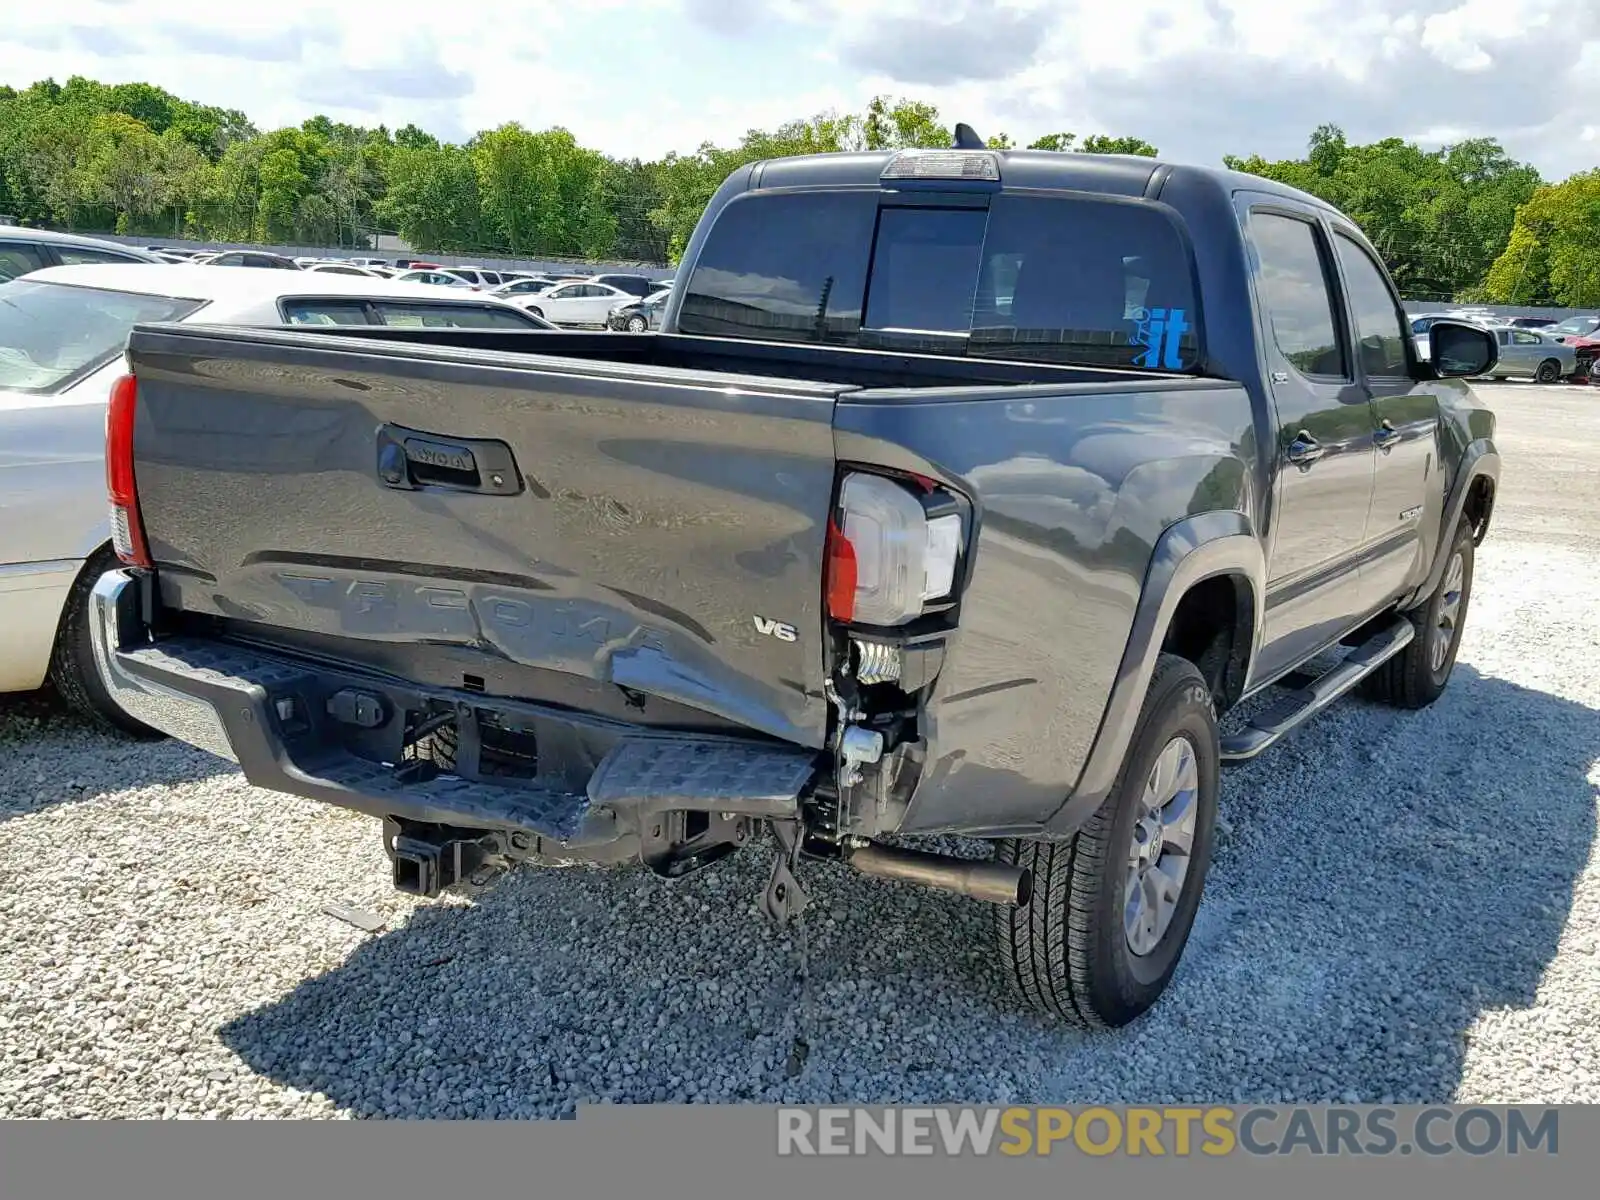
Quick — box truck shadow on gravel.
[218,664,1598,1115]
[0,690,236,824]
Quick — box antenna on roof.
[951,123,986,150]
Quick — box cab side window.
[1333,234,1411,377]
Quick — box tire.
[529,307,544,319]
[626,315,648,333]
[995,653,1219,1027]
[1535,359,1561,384]
[48,551,164,739]
[421,723,457,771]
[1363,518,1474,709]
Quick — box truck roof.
[738,148,1342,217]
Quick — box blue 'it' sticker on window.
[1128,306,1190,369]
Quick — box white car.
[0,264,553,731]
[306,262,389,278]
[512,280,635,326]
[395,268,478,290]
[444,267,507,288]
[492,276,566,298]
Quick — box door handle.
[1374,421,1401,451]
[1286,431,1325,465]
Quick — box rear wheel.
[1363,519,1474,709]
[1535,358,1562,384]
[995,654,1219,1027]
[49,550,163,738]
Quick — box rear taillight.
[825,472,965,627]
[106,372,151,568]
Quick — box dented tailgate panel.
[125,326,845,748]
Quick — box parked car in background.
[606,286,671,332]
[1481,327,1578,382]
[589,272,661,297]
[491,276,565,297]
[1542,314,1600,342]
[1507,316,1558,329]
[443,267,507,288]
[306,262,389,278]
[204,251,301,270]
[0,226,161,280]
[395,268,478,290]
[509,279,633,325]
[0,263,554,731]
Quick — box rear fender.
[1044,510,1264,835]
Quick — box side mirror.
[1427,321,1499,378]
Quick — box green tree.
[78,111,164,232]
[1226,125,1542,300]
[374,142,485,252]
[1483,171,1600,305]
[1079,134,1158,156]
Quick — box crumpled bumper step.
[90,570,820,843]
[586,737,817,816]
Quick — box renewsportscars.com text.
[777,1106,1559,1158]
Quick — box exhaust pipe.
[847,842,1032,907]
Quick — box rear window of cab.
[676,190,1200,371]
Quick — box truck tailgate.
[125,325,846,748]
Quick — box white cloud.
[0,0,1594,177]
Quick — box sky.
[2,0,1596,179]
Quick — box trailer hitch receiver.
[390,830,495,897]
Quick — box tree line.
[0,76,1594,304]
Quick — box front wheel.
[995,653,1219,1027]
[1363,518,1474,709]
[1535,359,1562,384]
[626,315,648,333]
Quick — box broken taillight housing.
[825,471,966,626]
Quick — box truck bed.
[124,321,1244,804]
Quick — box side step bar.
[1221,619,1414,763]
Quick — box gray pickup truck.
[90,133,1501,1027]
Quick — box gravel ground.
[2,382,1597,1118]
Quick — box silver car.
[1482,326,1578,383]
[0,264,553,731]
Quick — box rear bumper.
[88,570,821,859]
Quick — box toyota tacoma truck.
[88,130,1501,1027]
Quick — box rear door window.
[0,241,50,281]
[0,279,202,393]
[54,246,148,266]
[1248,212,1347,379]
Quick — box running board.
[1221,619,1414,763]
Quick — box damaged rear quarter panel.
[834,378,1258,833]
